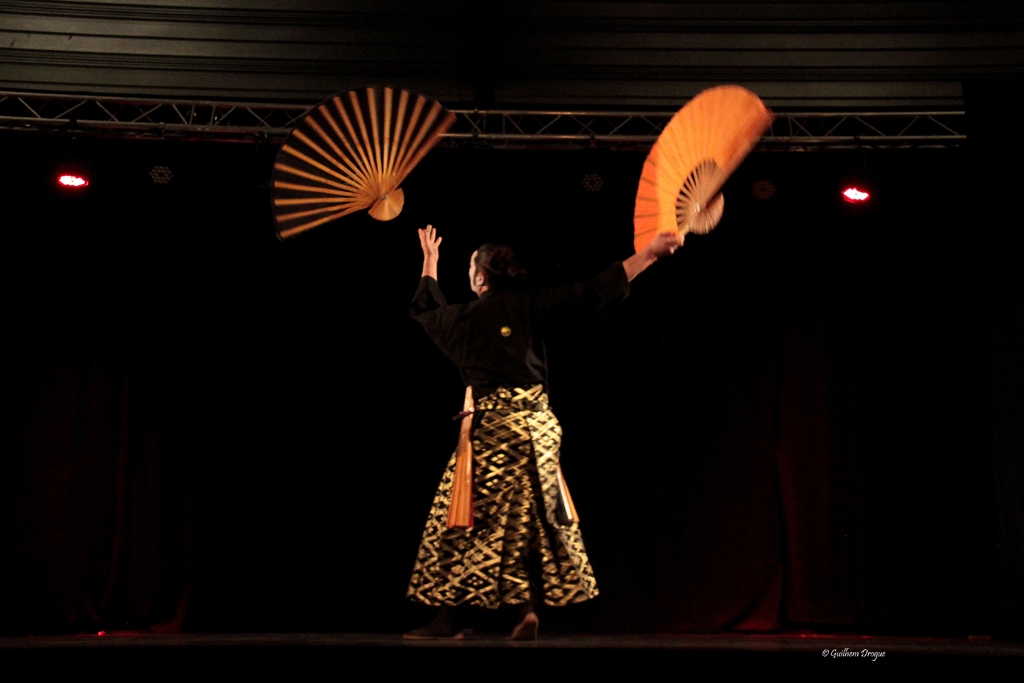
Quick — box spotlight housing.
[842,186,870,203]
[751,179,776,201]
[58,174,89,188]
[150,165,173,185]
[581,173,603,193]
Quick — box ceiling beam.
[0,91,966,150]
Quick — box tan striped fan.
[272,87,456,239]
[634,86,773,252]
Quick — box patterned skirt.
[406,385,599,608]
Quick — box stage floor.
[2,632,1022,670]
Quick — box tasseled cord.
[447,387,475,528]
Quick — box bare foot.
[510,612,539,641]
[403,627,468,640]
[403,607,467,640]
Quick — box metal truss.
[447,109,966,150]
[0,91,966,150]
[0,91,308,139]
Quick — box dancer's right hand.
[419,225,441,279]
[418,224,442,262]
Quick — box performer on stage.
[405,225,681,639]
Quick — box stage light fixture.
[581,173,603,193]
[149,165,173,185]
[751,179,776,201]
[58,174,89,188]
[842,186,870,203]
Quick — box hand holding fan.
[633,86,773,252]
[272,87,456,239]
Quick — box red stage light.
[58,174,89,188]
[842,186,870,203]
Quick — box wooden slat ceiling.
[1,0,1022,109]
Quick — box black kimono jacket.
[410,263,630,398]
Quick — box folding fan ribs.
[634,86,773,252]
[272,87,456,239]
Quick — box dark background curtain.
[964,77,1024,640]
[0,126,1013,636]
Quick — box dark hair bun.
[474,244,527,291]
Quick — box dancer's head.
[469,244,526,296]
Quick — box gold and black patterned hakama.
[407,385,599,608]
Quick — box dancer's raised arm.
[418,224,441,280]
[622,231,683,281]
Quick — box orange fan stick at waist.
[634,86,773,252]
[271,86,456,239]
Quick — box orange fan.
[271,86,456,239]
[633,86,773,252]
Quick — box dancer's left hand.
[646,231,684,259]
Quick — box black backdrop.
[0,125,1014,636]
